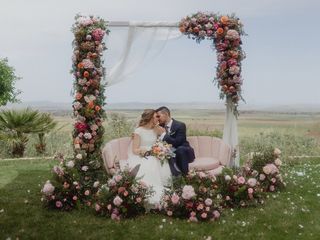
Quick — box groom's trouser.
[175,146,195,175]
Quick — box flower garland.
[179,12,246,115]
[71,15,109,193]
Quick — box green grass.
[1,158,320,239]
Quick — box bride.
[126,109,172,208]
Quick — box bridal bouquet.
[144,140,176,166]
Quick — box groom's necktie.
[165,125,170,133]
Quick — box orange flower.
[217,28,224,35]
[75,93,82,100]
[95,105,101,111]
[179,26,186,33]
[83,71,90,78]
[88,101,95,109]
[220,16,229,25]
[77,63,84,69]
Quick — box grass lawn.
[1,158,320,240]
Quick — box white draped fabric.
[105,21,182,87]
[223,97,240,168]
[104,21,239,168]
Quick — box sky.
[1,0,320,106]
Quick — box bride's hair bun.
[139,109,156,127]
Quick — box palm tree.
[0,108,57,157]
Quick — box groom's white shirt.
[159,119,173,140]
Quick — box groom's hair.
[156,106,171,116]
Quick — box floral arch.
[42,12,247,211]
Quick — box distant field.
[0,109,319,160]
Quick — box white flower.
[76,154,82,160]
[73,101,82,110]
[224,175,231,181]
[83,133,92,140]
[275,158,282,166]
[81,165,89,171]
[84,95,96,103]
[274,148,281,156]
[66,160,75,168]
[42,180,55,196]
[229,65,240,75]
[182,185,196,200]
[93,181,100,188]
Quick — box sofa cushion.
[189,157,221,171]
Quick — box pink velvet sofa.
[102,136,232,176]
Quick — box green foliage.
[0,58,21,106]
[0,108,57,157]
[104,113,135,142]
[187,128,223,138]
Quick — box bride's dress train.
[124,127,171,207]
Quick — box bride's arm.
[132,133,146,155]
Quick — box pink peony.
[263,164,279,175]
[113,196,123,206]
[171,193,180,205]
[237,176,246,185]
[205,198,213,206]
[42,180,55,196]
[55,201,63,208]
[182,185,196,200]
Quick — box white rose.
[66,161,75,168]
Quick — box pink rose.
[201,212,207,219]
[55,201,63,208]
[271,178,277,183]
[225,29,240,40]
[84,190,90,196]
[72,196,78,201]
[171,193,180,205]
[226,196,231,201]
[248,188,254,194]
[167,210,173,216]
[237,176,245,185]
[269,185,275,192]
[213,210,220,219]
[197,203,204,211]
[229,65,240,75]
[189,216,198,222]
[136,197,142,203]
[95,203,101,212]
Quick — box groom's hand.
[154,125,165,135]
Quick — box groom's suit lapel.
[169,119,178,136]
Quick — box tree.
[0,108,57,157]
[0,58,21,106]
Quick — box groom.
[154,106,195,176]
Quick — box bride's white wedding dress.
[126,127,172,207]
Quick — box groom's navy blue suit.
[162,119,195,176]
